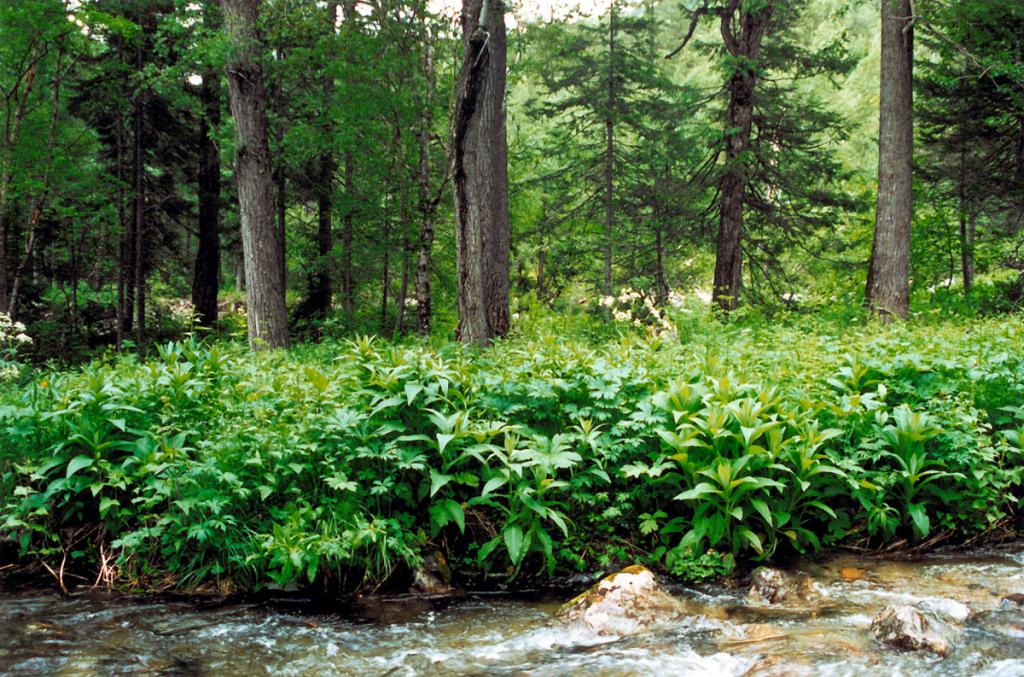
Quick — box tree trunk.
[273,65,287,298]
[116,100,129,346]
[133,34,147,356]
[957,80,974,296]
[8,46,65,320]
[192,65,222,327]
[341,153,355,315]
[866,0,913,321]
[712,2,773,311]
[414,32,436,336]
[961,207,976,293]
[0,54,40,315]
[602,1,617,298]
[393,236,411,336]
[235,249,245,291]
[453,0,511,345]
[655,221,667,306]
[339,0,356,317]
[222,0,289,349]
[308,2,338,318]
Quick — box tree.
[452,0,510,344]
[711,0,773,311]
[414,4,442,336]
[192,2,223,329]
[222,0,288,349]
[525,1,702,301]
[866,0,913,320]
[671,0,856,309]
[916,0,1024,296]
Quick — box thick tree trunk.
[712,2,773,311]
[866,0,913,320]
[414,34,436,336]
[453,0,510,345]
[222,0,289,349]
[192,66,222,327]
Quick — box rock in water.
[410,548,452,594]
[746,567,817,605]
[556,565,685,636]
[870,605,950,657]
[1001,594,1024,608]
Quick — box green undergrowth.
[0,313,1022,592]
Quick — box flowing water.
[1,544,1023,676]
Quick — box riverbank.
[1,314,1021,594]
[2,543,1023,675]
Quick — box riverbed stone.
[1001,594,1024,608]
[556,565,685,636]
[870,605,950,657]
[746,567,817,605]
[410,548,452,594]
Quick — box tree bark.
[192,65,222,327]
[414,27,436,336]
[655,221,667,306]
[602,1,617,298]
[453,0,510,345]
[712,1,773,311]
[133,32,147,356]
[957,73,974,296]
[222,0,289,349]
[866,0,913,320]
[116,82,129,346]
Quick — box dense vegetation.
[1,305,1022,590]
[0,0,1022,592]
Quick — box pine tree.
[222,0,289,349]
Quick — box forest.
[0,0,1022,611]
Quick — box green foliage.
[1,311,1021,591]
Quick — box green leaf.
[907,503,930,539]
[504,524,526,565]
[674,482,719,501]
[430,499,465,535]
[750,498,772,526]
[808,500,837,519]
[437,433,456,455]
[739,528,764,554]
[66,455,94,478]
[429,470,452,497]
[482,476,507,496]
[405,382,423,405]
[99,497,119,516]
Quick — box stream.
[1,544,1023,676]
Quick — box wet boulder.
[746,567,818,605]
[870,605,950,657]
[410,548,452,594]
[556,565,685,636]
[1001,594,1024,608]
